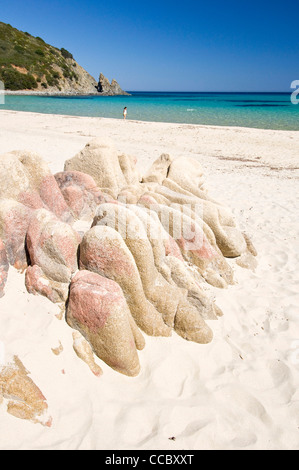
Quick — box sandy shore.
[0,110,299,450]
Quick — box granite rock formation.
[0,139,258,423]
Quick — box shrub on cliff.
[60,48,73,60]
[0,68,38,90]
[35,48,45,56]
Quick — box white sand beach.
[0,110,299,450]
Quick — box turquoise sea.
[1,92,298,130]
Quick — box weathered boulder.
[93,203,213,344]
[174,299,213,344]
[118,183,149,205]
[165,255,222,320]
[167,156,206,196]
[129,205,215,313]
[164,235,185,261]
[128,204,173,282]
[142,154,173,184]
[25,265,69,303]
[0,199,33,271]
[0,356,51,426]
[0,239,9,297]
[143,201,232,288]
[93,203,183,328]
[64,139,127,198]
[137,191,170,208]
[26,209,80,284]
[0,150,72,222]
[118,154,140,186]
[162,177,211,203]
[0,152,30,200]
[132,204,219,297]
[129,203,184,263]
[67,271,144,376]
[80,225,171,337]
[16,150,72,222]
[155,184,247,258]
[54,170,114,220]
[37,174,73,223]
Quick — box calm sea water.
[1,92,298,130]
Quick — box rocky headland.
[0,22,129,96]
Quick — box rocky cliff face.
[42,59,99,94]
[97,73,130,96]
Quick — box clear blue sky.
[1,0,297,91]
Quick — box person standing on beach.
[123,107,127,120]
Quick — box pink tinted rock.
[138,194,158,207]
[39,174,73,223]
[0,239,9,297]
[25,265,69,303]
[18,190,46,211]
[67,270,143,376]
[0,150,72,223]
[80,226,170,337]
[13,150,73,222]
[177,229,217,261]
[26,209,80,283]
[54,171,114,220]
[164,236,184,261]
[63,138,127,198]
[0,199,33,271]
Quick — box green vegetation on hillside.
[0,22,79,90]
